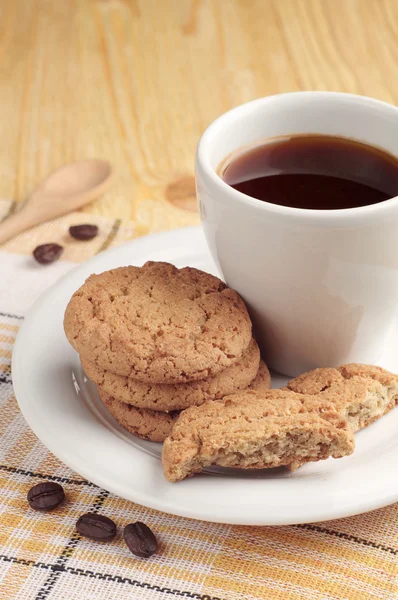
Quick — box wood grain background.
[1,0,398,234]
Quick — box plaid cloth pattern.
[0,199,397,600]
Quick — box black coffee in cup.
[221,134,398,210]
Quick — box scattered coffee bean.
[27,481,65,511]
[69,224,99,241]
[124,522,158,558]
[33,243,64,265]
[76,513,117,541]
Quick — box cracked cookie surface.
[64,262,252,383]
[286,363,398,432]
[98,360,271,442]
[82,338,264,411]
[98,388,179,442]
[162,389,354,482]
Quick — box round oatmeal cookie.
[82,338,261,411]
[99,388,179,442]
[249,360,272,392]
[64,262,252,383]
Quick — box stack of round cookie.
[64,262,271,442]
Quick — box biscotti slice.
[82,338,262,412]
[287,363,398,432]
[64,262,252,383]
[162,389,354,482]
[98,388,179,442]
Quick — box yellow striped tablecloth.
[0,199,397,600]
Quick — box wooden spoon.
[0,159,113,245]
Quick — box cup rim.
[196,91,398,224]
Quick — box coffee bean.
[76,513,117,541]
[124,522,158,558]
[27,482,65,511]
[69,224,99,241]
[33,243,64,264]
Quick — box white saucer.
[12,227,398,525]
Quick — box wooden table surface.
[2,0,398,235]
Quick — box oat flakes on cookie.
[162,389,354,482]
[98,388,179,443]
[64,262,252,383]
[82,338,263,412]
[286,363,398,432]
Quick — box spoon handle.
[0,208,38,245]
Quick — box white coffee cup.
[195,92,398,377]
